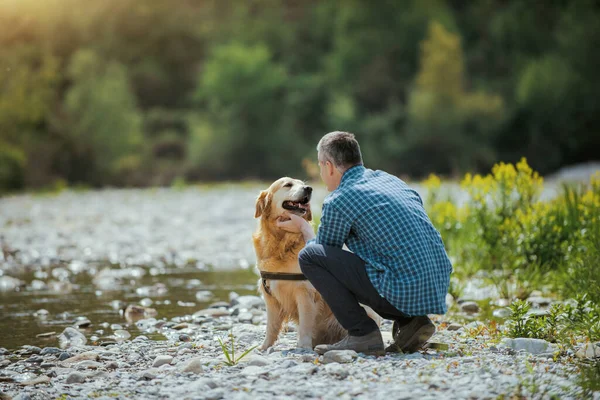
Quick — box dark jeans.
[299,243,411,336]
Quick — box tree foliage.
[0,0,598,190]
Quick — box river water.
[0,184,334,349]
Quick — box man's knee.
[299,243,323,273]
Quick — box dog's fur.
[253,178,346,350]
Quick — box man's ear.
[326,160,335,177]
[254,190,271,218]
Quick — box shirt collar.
[339,164,365,188]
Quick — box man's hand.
[276,213,316,242]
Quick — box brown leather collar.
[259,271,307,296]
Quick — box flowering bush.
[425,160,599,300]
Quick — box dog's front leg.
[260,294,283,351]
[296,292,318,350]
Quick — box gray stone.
[73,318,92,328]
[576,343,600,359]
[322,350,357,364]
[58,352,72,361]
[460,301,480,313]
[526,296,553,306]
[500,338,557,355]
[58,327,87,348]
[238,312,253,323]
[179,334,192,342]
[152,355,173,367]
[193,308,229,317]
[62,351,99,364]
[231,295,264,309]
[493,308,512,318]
[65,372,86,384]
[21,345,41,355]
[246,355,270,367]
[0,275,24,292]
[324,363,349,378]
[209,301,230,309]
[141,368,158,380]
[241,365,266,377]
[74,360,103,369]
[20,375,51,386]
[446,323,463,331]
[180,357,204,374]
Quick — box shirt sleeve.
[313,202,351,248]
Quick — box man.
[277,131,453,355]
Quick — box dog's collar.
[259,271,307,296]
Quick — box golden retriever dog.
[253,178,381,350]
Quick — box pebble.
[62,352,99,364]
[322,350,357,364]
[73,318,92,328]
[65,372,87,384]
[20,375,51,386]
[446,323,463,331]
[74,360,103,369]
[231,295,264,309]
[500,338,557,355]
[105,361,119,369]
[576,343,600,359]
[141,369,158,380]
[152,355,173,367]
[179,334,192,342]
[492,308,511,318]
[526,296,553,306]
[58,352,73,361]
[246,355,270,367]
[21,345,42,355]
[58,327,87,348]
[237,312,253,323]
[460,301,480,313]
[193,308,229,317]
[180,357,204,374]
[36,332,56,338]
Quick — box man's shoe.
[314,330,385,356]
[385,316,435,353]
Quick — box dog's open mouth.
[282,196,311,215]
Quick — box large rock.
[576,343,600,359]
[58,327,87,348]
[500,338,557,355]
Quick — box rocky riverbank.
[1,293,597,400]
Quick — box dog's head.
[254,177,312,221]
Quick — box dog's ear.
[305,207,312,222]
[255,190,271,218]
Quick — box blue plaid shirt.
[308,165,452,316]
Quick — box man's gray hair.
[317,131,363,171]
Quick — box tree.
[64,49,142,184]
[404,21,504,176]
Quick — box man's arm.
[310,203,351,248]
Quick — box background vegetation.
[1,0,599,191]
